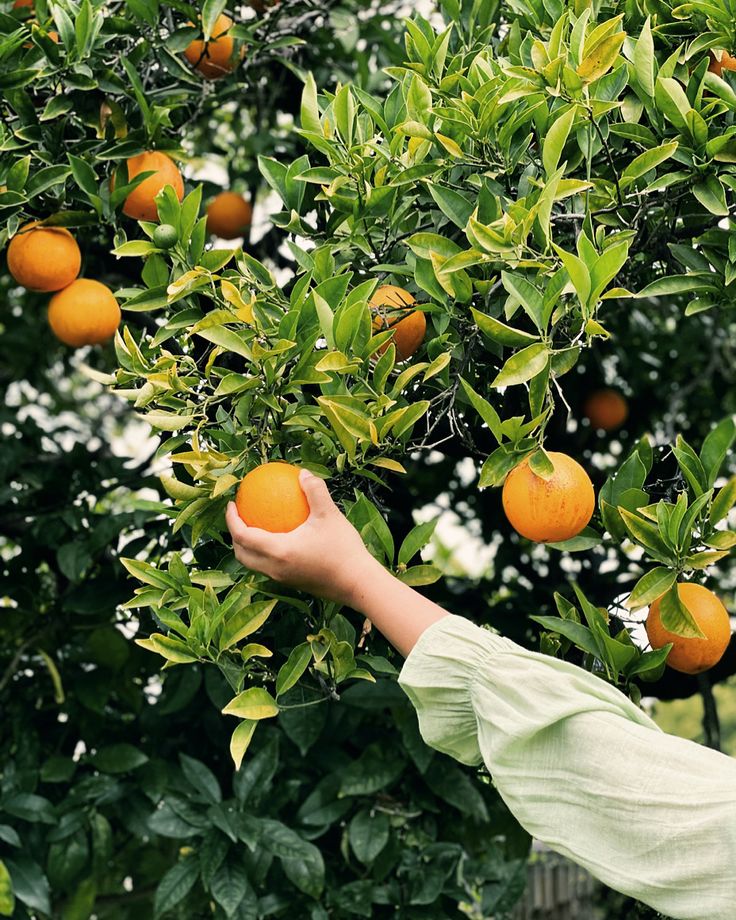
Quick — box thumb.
[299,469,335,516]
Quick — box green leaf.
[501,271,547,331]
[479,448,523,488]
[300,72,321,133]
[543,106,576,176]
[427,184,474,229]
[222,688,279,720]
[528,448,554,480]
[398,518,438,566]
[700,418,735,488]
[491,343,549,388]
[348,810,390,865]
[619,508,675,562]
[211,860,253,917]
[710,477,736,524]
[202,0,228,39]
[180,754,221,804]
[633,17,655,96]
[89,744,148,773]
[636,274,716,298]
[281,845,325,898]
[121,57,151,120]
[546,527,602,552]
[220,600,277,651]
[684,550,731,570]
[333,84,356,146]
[658,584,706,639]
[625,567,677,610]
[3,857,50,915]
[553,242,591,306]
[339,744,405,796]
[275,643,313,698]
[459,378,503,442]
[471,308,540,347]
[693,176,728,216]
[620,142,678,189]
[154,859,198,918]
[673,436,707,495]
[396,564,442,586]
[529,616,600,656]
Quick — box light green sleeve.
[398,614,736,920]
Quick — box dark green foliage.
[3,0,736,915]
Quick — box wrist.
[339,552,391,611]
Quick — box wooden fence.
[510,854,602,920]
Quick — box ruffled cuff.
[397,614,504,766]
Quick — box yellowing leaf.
[136,633,199,664]
[576,32,626,83]
[230,720,257,769]
[435,133,463,158]
[222,687,279,720]
[221,279,254,324]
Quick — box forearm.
[344,555,448,657]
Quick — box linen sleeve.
[398,614,736,920]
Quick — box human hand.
[225,469,379,606]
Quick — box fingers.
[299,469,336,517]
[225,502,280,555]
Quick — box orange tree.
[1,1,534,918]
[3,0,736,917]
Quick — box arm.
[225,469,448,656]
[226,470,736,920]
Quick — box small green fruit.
[153,224,178,249]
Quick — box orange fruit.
[583,388,628,431]
[708,50,736,77]
[235,462,310,533]
[13,0,33,8]
[646,583,731,675]
[48,279,121,347]
[117,152,184,222]
[7,222,81,292]
[502,452,595,543]
[117,152,184,221]
[370,285,426,361]
[206,192,252,239]
[184,14,244,80]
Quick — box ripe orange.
[206,192,252,239]
[502,452,595,543]
[7,222,81,292]
[235,462,310,533]
[13,0,33,8]
[708,50,736,77]
[583,388,628,431]
[646,583,731,675]
[117,152,184,222]
[370,285,427,361]
[48,279,121,347]
[184,14,244,80]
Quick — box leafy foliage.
[2,0,736,916]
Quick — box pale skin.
[224,469,448,657]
